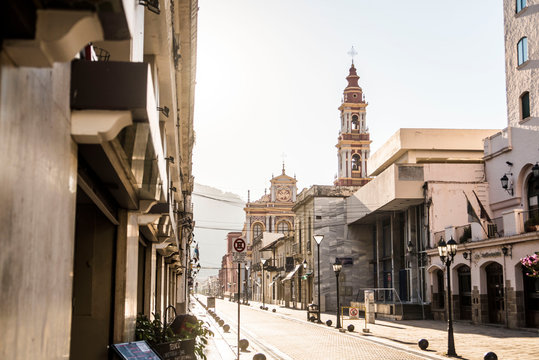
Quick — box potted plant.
[459,226,471,243]
[136,312,213,360]
[520,253,539,278]
[524,216,539,232]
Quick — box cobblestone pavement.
[194,296,445,360]
[194,296,539,360]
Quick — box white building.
[479,0,539,328]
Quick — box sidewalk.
[240,299,538,360]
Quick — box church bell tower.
[334,54,372,187]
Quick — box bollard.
[253,354,266,360]
[218,319,224,327]
[326,320,332,326]
[347,324,355,332]
[223,324,230,332]
[418,339,429,350]
[239,339,249,351]
[272,308,276,312]
[484,352,498,360]
[309,316,316,322]
[260,305,264,309]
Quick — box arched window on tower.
[351,115,359,130]
[352,154,361,171]
[518,37,528,66]
[521,91,530,119]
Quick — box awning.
[282,264,302,281]
[260,232,285,251]
[269,275,281,286]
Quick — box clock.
[276,188,291,202]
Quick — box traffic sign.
[233,238,246,253]
[233,252,246,263]
[350,307,359,319]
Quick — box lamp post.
[244,264,250,304]
[261,259,267,309]
[332,259,343,329]
[313,234,324,323]
[438,237,458,357]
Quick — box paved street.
[193,296,538,360]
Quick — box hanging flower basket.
[520,253,539,278]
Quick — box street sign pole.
[232,237,246,360]
[237,262,241,360]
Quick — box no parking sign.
[350,307,359,319]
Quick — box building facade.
[476,0,539,328]
[244,167,297,305]
[0,1,198,359]
[347,129,498,319]
[293,185,357,312]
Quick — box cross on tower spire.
[347,46,358,65]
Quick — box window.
[253,223,263,240]
[277,221,289,234]
[351,154,361,171]
[521,91,530,119]
[351,115,359,129]
[516,0,527,13]
[518,37,528,66]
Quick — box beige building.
[478,0,539,328]
[0,1,198,359]
[347,128,498,319]
[244,167,297,305]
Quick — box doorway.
[70,189,117,360]
[523,267,539,327]
[458,265,472,320]
[486,262,504,324]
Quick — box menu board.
[112,341,162,360]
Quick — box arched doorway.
[522,267,539,327]
[486,262,504,324]
[458,265,472,320]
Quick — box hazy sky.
[192,0,506,202]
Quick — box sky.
[191,1,507,278]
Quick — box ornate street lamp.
[313,234,324,323]
[332,259,343,329]
[438,237,458,357]
[261,258,267,309]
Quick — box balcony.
[3,1,133,67]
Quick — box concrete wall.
[0,57,77,359]
[314,196,362,313]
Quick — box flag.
[472,190,492,222]
[464,192,480,223]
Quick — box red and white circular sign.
[233,238,246,253]
[349,307,359,318]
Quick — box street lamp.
[438,237,458,357]
[332,259,343,329]
[313,234,324,323]
[244,264,250,304]
[261,258,267,309]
